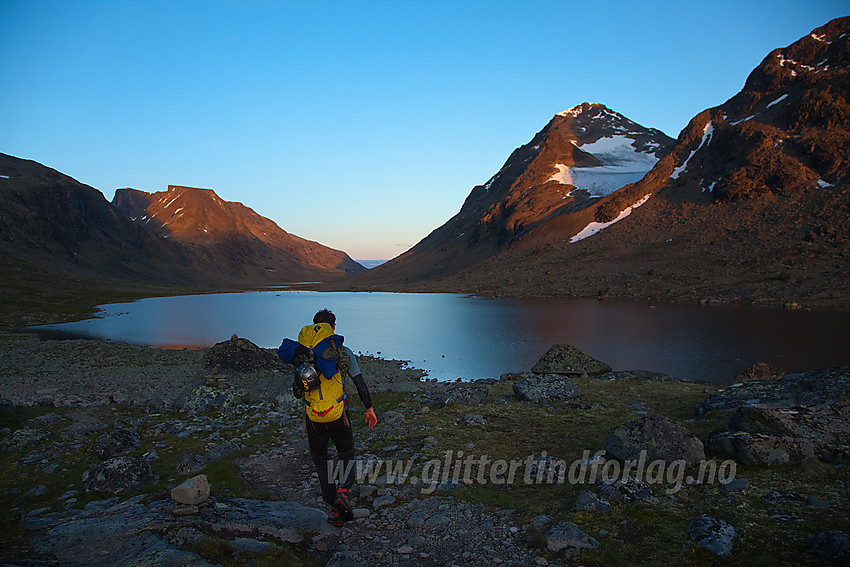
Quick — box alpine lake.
[30,290,850,385]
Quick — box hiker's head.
[313,308,336,328]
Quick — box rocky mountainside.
[113,185,364,280]
[344,16,850,308]
[0,153,201,285]
[358,103,673,283]
[0,153,363,292]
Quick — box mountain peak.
[557,102,608,117]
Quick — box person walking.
[277,308,378,526]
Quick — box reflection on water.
[31,291,850,384]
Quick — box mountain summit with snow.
[353,102,673,282]
[347,16,850,307]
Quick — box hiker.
[277,308,378,527]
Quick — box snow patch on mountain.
[548,135,662,197]
[569,193,652,243]
[671,121,714,180]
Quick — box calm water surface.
[33,291,850,384]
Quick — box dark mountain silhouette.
[113,185,364,280]
[343,16,850,307]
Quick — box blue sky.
[2,1,847,261]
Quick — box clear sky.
[2,1,847,261]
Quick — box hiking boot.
[333,487,353,522]
[327,505,344,528]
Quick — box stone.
[397,545,413,554]
[705,430,815,465]
[720,478,750,494]
[461,413,488,426]
[204,335,284,372]
[0,427,51,451]
[595,370,673,381]
[574,490,612,512]
[172,505,200,517]
[688,515,737,557]
[171,474,210,506]
[177,453,206,475]
[531,514,553,526]
[532,344,611,376]
[545,521,600,552]
[372,495,395,509]
[734,362,785,382]
[596,475,658,505]
[92,429,142,458]
[513,374,581,403]
[435,386,488,408]
[184,385,249,412]
[605,415,705,466]
[82,456,151,494]
[807,530,850,562]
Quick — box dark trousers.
[305,412,355,505]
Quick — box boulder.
[734,362,785,382]
[574,490,612,512]
[545,521,600,553]
[595,370,672,381]
[688,515,737,557]
[807,530,850,562]
[705,430,815,465]
[82,456,151,494]
[434,386,488,408]
[605,415,705,466]
[184,385,249,412]
[92,429,142,458]
[595,475,658,505]
[171,474,210,506]
[532,345,611,376]
[204,334,284,372]
[513,374,581,403]
[728,404,850,461]
[697,366,850,415]
[0,427,51,451]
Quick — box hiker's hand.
[365,407,377,428]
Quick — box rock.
[806,495,831,509]
[596,475,658,505]
[705,430,815,465]
[727,404,850,461]
[172,505,200,516]
[734,362,785,382]
[697,366,850,415]
[184,385,249,412]
[513,374,581,403]
[532,514,554,526]
[205,440,242,463]
[204,335,284,372]
[807,530,850,562]
[605,415,705,466]
[532,344,611,376]
[373,495,396,509]
[92,429,142,458]
[171,474,210,506]
[462,413,488,426]
[379,410,407,425]
[545,521,600,553]
[397,544,414,554]
[82,456,151,494]
[434,386,488,408]
[720,478,750,494]
[595,370,673,381]
[0,427,51,451]
[688,515,737,557]
[177,453,206,475]
[574,490,612,512]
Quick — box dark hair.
[313,308,336,327]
